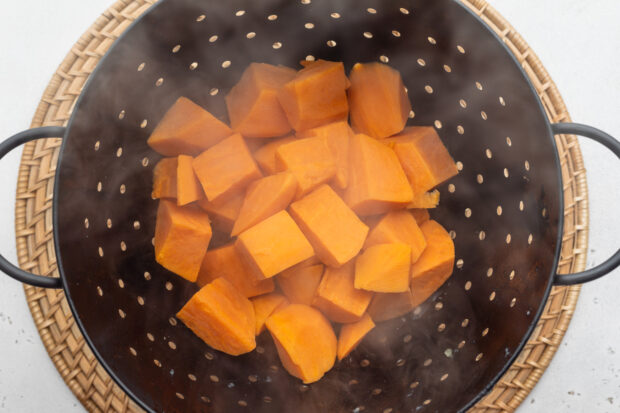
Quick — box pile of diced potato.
[148,60,457,383]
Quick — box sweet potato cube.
[410,208,430,224]
[348,63,411,139]
[231,171,298,236]
[152,158,178,199]
[411,220,455,306]
[193,134,262,202]
[337,313,375,360]
[226,63,296,138]
[290,185,368,267]
[197,191,244,233]
[148,97,232,156]
[235,210,314,279]
[297,121,353,189]
[277,60,349,131]
[177,277,255,356]
[266,304,337,383]
[277,264,324,305]
[196,244,275,298]
[275,137,336,198]
[344,134,413,215]
[367,291,415,322]
[176,155,204,205]
[355,243,411,293]
[364,210,427,263]
[253,136,296,174]
[384,127,458,196]
[407,190,440,209]
[252,293,289,335]
[154,200,212,282]
[312,261,372,323]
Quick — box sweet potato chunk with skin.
[290,185,368,267]
[266,304,337,383]
[297,121,353,189]
[197,192,243,233]
[177,277,255,356]
[410,208,430,224]
[154,200,212,282]
[278,60,349,131]
[367,291,415,322]
[148,97,232,156]
[193,134,262,202]
[337,313,375,360]
[226,63,296,138]
[253,136,296,175]
[411,220,455,306]
[275,137,337,199]
[312,261,372,323]
[176,155,204,205]
[364,210,427,263]
[235,210,314,279]
[385,127,458,196]
[344,134,413,215]
[348,63,411,139]
[355,243,411,293]
[152,158,177,199]
[196,244,274,297]
[252,293,289,335]
[407,190,440,209]
[277,264,324,305]
[231,171,298,236]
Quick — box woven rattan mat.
[14,0,586,411]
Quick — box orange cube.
[275,137,337,198]
[253,135,296,175]
[235,210,314,279]
[348,63,411,139]
[277,264,324,305]
[337,313,375,360]
[407,190,440,209]
[197,191,244,234]
[355,243,411,293]
[364,210,427,263]
[384,127,458,196]
[290,185,368,267]
[176,155,204,205]
[148,97,232,156]
[411,220,455,306]
[226,63,296,138]
[297,121,353,189]
[410,208,430,224]
[367,291,415,322]
[196,244,275,298]
[277,60,349,131]
[231,171,298,236]
[312,261,372,323]
[344,134,413,215]
[252,293,289,335]
[177,277,255,356]
[154,200,212,282]
[152,158,178,199]
[193,134,262,202]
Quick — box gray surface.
[0,0,618,412]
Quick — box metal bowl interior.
[54,0,561,411]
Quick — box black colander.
[1,0,619,412]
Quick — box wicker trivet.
[14,0,586,411]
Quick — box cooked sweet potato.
[177,277,255,356]
[197,191,244,234]
[152,158,178,199]
[364,210,427,263]
[348,63,411,139]
[367,291,415,322]
[266,304,337,383]
[410,208,430,224]
[226,63,296,138]
[148,97,232,156]
[253,136,296,175]
[337,313,375,360]
[355,243,411,293]
[252,293,289,335]
[407,190,440,209]
[154,200,212,282]
[277,264,324,305]
[176,155,204,206]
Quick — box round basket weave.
[14,0,586,411]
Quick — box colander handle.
[551,122,620,285]
[0,126,66,289]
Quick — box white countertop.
[0,1,618,412]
